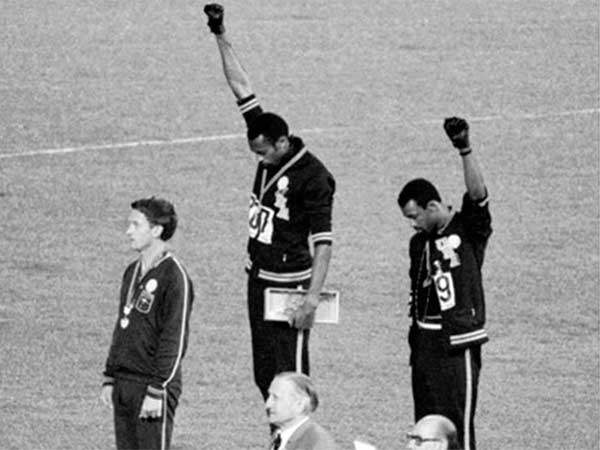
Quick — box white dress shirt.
[276,416,309,449]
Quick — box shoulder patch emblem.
[274,176,290,220]
[136,279,157,313]
[145,279,158,293]
[435,234,461,268]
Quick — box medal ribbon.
[123,260,141,317]
[259,148,307,202]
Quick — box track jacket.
[238,95,335,284]
[104,253,193,398]
[409,192,492,349]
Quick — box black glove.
[203,3,225,35]
[443,117,470,151]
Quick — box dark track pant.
[112,378,180,450]
[247,276,310,400]
[411,330,481,450]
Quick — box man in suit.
[406,415,461,450]
[266,372,338,450]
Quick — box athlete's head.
[397,178,443,233]
[397,178,441,209]
[265,372,319,429]
[247,112,291,165]
[130,197,178,241]
[406,415,459,450]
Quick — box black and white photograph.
[1,1,598,449]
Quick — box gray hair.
[274,372,319,414]
[415,415,460,450]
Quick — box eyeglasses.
[406,433,442,446]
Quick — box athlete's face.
[248,134,289,165]
[402,199,436,233]
[265,377,305,428]
[126,210,160,252]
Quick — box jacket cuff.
[237,93,257,107]
[310,232,333,246]
[449,328,489,347]
[146,385,165,399]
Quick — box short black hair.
[397,178,441,209]
[247,112,289,144]
[131,197,178,241]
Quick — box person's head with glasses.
[406,415,461,450]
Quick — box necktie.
[271,432,282,450]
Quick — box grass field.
[1,1,598,449]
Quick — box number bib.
[432,262,456,311]
[249,195,275,244]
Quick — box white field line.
[1,108,598,160]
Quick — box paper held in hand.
[353,440,378,450]
[264,288,340,324]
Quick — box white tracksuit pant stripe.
[464,348,473,450]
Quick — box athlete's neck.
[139,241,168,276]
[436,207,455,234]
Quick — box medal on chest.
[119,278,158,329]
[120,300,134,329]
[120,266,138,329]
[119,261,159,329]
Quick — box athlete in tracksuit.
[203,4,335,401]
[101,198,194,450]
[398,118,492,450]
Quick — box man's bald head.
[407,415,460,450]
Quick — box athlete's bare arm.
[204,4,254,101]
[292,243,332,329]
[443,117,486,200]
[460,150,486,201]
[215,33,254,101]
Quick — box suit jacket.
[284,418,338,450]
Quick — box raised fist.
[204,3,225,35]
[443,117,470,151]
